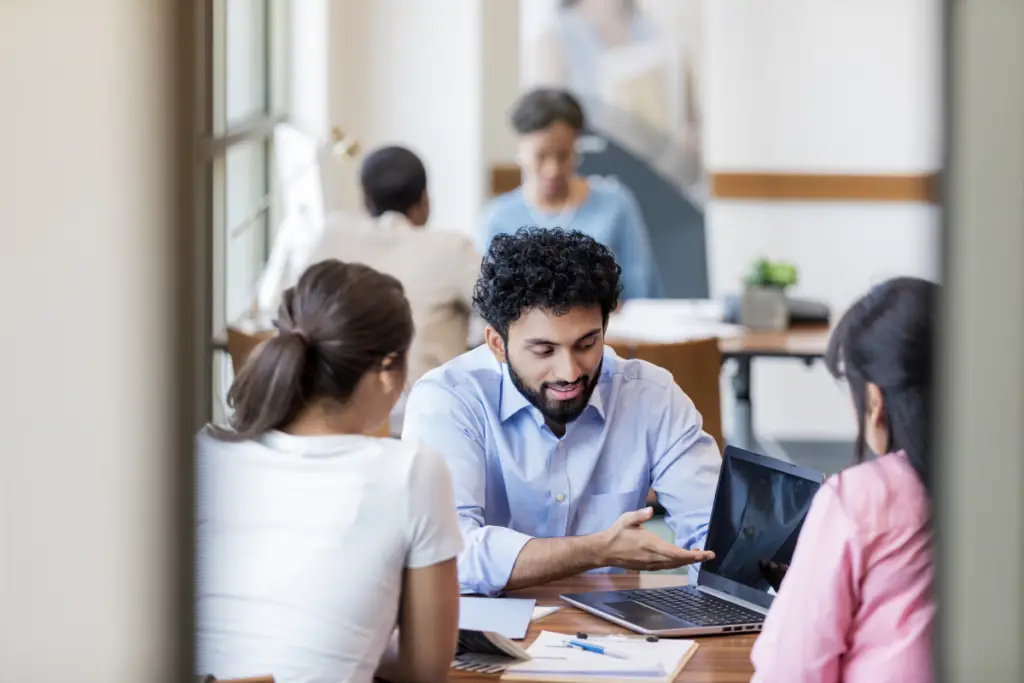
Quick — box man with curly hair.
[403,227,720,596]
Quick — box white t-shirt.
[195,429,463,683]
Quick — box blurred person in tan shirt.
[308,146,481,432]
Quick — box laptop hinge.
[697,585,769,615]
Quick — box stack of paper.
[606,299,742,344]
[502,631,698,682]
[452,597,536,673]
[459,597,536,639]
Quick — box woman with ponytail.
[196,260,462,683]
[751,277,938,683]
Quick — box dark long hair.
[212,260,413,441]
[825,277,938,494]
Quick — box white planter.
[740,286,788,331]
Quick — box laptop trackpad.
[604,600,687,629]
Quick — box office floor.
[643,439,853,574]
[769,438,854,476]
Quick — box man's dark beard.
[507,358,602,426]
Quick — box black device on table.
[561,446,824,637]
[723,294,831,326]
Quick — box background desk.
[718,324,830,451]
[450,574,756,683]
[607,323,830,452]
[213,310,831,453]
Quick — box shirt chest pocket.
[572,486,647,536]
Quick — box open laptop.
[561,446,824,637]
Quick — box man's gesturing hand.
[594,507,715,572]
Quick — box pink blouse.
[750,451,934,683]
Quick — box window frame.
[198,0,291,424]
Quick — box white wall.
[290,0,329,138]
[519,0,558,77]
[706,0,943,441]
[706,1,942,174]
[320,0,520,235]
[0,0,182,678]
[482,1,524,170]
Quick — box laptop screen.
[700,450,821,597]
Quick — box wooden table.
[718,324,829,451]
[212,315,830,453]
[450,574,756,683]
[718,323,830,360]
[212,325,830,367]
[212,315,829,359]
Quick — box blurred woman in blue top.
[479,88,663,299]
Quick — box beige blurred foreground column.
[0,1,201,681]
[940,0,1024,681]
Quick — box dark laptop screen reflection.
[702,455,820,593]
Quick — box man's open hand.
[594,507,715,572]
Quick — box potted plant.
[740,258,798,330]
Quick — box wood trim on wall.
[491,165,523,196]
[709,172,939,203]
[488,164,939,203]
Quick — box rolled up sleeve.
[402,377,532,596]
[650,383,722,582]
[457,525,532,596]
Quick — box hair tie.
[271,316,312,348]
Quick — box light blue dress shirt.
[402,345,721,596]
[477,177,664,300]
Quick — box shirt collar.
[371,210,416,235]
[587,377,607,421]
[497,349,610,425]
[498,363,532,423]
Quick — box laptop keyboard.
[619,586,765,627]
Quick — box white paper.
[606,299,742,344]
[531,606,562,621]
[504,630,697,679]
[459,597,537,640]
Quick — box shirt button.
[555,493,566,503]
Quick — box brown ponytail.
[211,259,413,441]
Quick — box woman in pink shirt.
[751,277,937,683]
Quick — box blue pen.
[563,639,630,660]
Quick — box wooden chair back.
[609,337,723,509]
[226,326,275,375]
[490,164,522,195]
[608,337,724,452]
